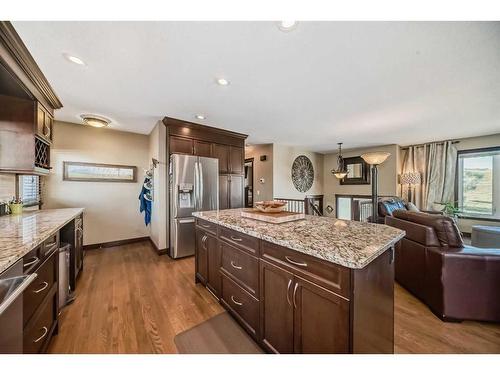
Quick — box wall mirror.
[340,156,370,185]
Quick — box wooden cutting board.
[240,209,305,224]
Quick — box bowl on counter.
[254,200,287,213]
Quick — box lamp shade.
[400,172,421,185]
[361,152,391,165]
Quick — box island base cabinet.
[195,227,221,298]
[195,230,209,284]
[260,260,294,354]
[293,276,350,354]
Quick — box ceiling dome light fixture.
[80,114,111,128]
[63,53,86,66]
[195,114,206,120]
[331,142,348,179]
[277,21,298,32]
[216,78,230,86]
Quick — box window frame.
[455,146,500,222]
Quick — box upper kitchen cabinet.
[163,117,248,209]
[0,22,62,175]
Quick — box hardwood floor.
[48,240,500,354]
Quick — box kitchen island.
[193,209,405,354]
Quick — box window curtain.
[402,141,457,210]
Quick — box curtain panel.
[402,141,457,210]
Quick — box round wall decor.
[291,155,314,192]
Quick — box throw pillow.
[406,202,420,212]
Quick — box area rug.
[174,312,264,354]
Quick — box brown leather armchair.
[385,210,500,323]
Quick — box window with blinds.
[18,175,40,206]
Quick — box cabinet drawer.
[261,241,351,299]
[23,246,41,274]
[221,274,260,339]
[219,227,259,256]
[196,218,217,236]
[23,296,55,354]
[24,251,56,326]
[41,232,59,259]
[220,241,259,297]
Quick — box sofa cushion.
[392,210,464,248]
[379,199,407,217]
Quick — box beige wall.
[245,144,274,202]
[0,173,16,202]
[148,122,168,250]
[273,144,324,200]
[44,121,150,245]
[323,144,400,217]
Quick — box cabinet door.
[36,105,45,137]
[229,174,244,208]
[194,140,212,157]
[219,175,229,210]
[213,144,229,173]
[44,113,53,143]
[260,259,294,354]
[195,230,209,284]
[293,276,350,353]
[206,234,221,297]
[170,136,193,155]
[229,146,244,174]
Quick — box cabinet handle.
[286,279,292,306]
[230,261,242,270]
[293,283,299,309]
[33,326,48,343]
[33,281,49,294]
[231,295,243,306]
[285,256,308,267]
[24,257,39,268]
[230,235,242,242]
[201,224,211,228]
[201,235,208,249]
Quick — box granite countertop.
[0,208,84,274]
[193,209,405,269]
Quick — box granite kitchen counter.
[193,209,405,269]
[0,208,84,274]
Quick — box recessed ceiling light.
[216,78,230,86]
[195,114,206,120]
[80,114,111,128]
[63,53,86,66]
[277,21,298,32]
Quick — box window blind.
[19,175,40,206]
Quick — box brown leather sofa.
[386,210,500,322]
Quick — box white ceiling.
[13,21,500,153]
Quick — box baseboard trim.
[149,237,169,256]
[83,236,150,250]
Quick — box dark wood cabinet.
[195,230,209,284]
[206,234,221,298]
[0,22,61,175]
[229,146,244,174]
[212,143,229,173]
[219,175,229,210]
[194,220,395,354]
[293,276,350,353]
[194,140,212,157]
[170,135,193,155]
[36,102,53,144]
[260,260,294,353]
[219,175,244,210]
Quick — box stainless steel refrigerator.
[169,154,219,258]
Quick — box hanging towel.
[139,177,152,226]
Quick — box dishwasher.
[0,260,37,354]
[59,242,75,308]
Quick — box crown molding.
[0,21,62,109]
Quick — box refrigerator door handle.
[193,161,199,211]
[198,162,204,210]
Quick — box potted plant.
[435,201,461,223]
